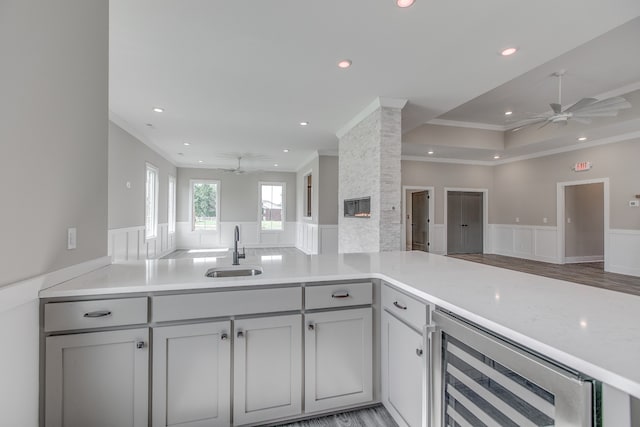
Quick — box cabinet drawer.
[305,282,372,310]
[44,298,148,332]
[152,287,301,322]
[382,284,428,330]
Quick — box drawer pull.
[136,341,145,349]
[416,348,423,357]
[393,301,407,310]
[221,333,228,341]
[237,330,244,339]
[83,310,112,318]
[308,324,315,331]
[331,291,350,299]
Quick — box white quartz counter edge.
[38,255,640,400]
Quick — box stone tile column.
[337,97,406,253]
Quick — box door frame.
[556,177,609,268]
[401,186,434,251]
[444,187,489,255]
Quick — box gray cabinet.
[45,328,149,427]
[233,314,302,426]
[304,307,373,413]
[381,311,424,427]
[152,322,231,427]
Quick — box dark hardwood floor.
[448,253,640,297]
[272,405,397,427]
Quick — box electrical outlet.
[515,217,520,223]
[567,217,572,224]
[67,228,77,250]
[543,217,548,224]
[629,200,640,208]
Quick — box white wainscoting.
[608,229,640,277]
[489,224,560,264]
[108,223,176,262]
[296,222,319,255]
[319,225,338,254]
[429,224,446,255]
[176,221,297,250]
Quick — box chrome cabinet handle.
[83,310,112,318]
[331,291,350,299]
[237,331,244,338]
[416,348,423,357]
[221,333,228,341]
[308,324,315,331]
[136,341,145,349]
[393,301,407,310]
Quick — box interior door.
[447,191,483,254]
[411,191,429,252]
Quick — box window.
[190,180,219,231]
[168,175,176,234]
[260,182,285,231]
[145,163,159,239]
[304,173,312,218]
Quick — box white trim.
[302,170,313,219]
[109,112,177,166]
[189,179,221,233]
[489,224,559,263]
[296,152,319,173]
[556,178,609,269]
[167,174,176,235]
[317,149,338,157]
[426,118,506,132]
[594,80,640,102]
[444,188,489,255]
[0,256,110,313]
[401,155,495,166]
[401,186,434,252]
[258,181,286,232]
[336,97,407,138]
[565,255,604,264]
[145,162,159,240]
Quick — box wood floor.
[272,405,398,427]
[448,253,640,297]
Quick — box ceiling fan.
[216,157,250,174]
[509,71,632,132]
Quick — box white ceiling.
[109,1,640,170]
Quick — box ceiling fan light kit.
[509,70,632,131]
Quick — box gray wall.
[565,183,604,258]
[402,161,494,224]
[318,155,339,225]
[492,138,640,228]
[0,0,108,288]
[0,1,108,426]
[108,121,177,229]
[177,168,297,223]
[296,156,320,224]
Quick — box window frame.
[259,181,286,232]
[145,163,159,240]
[168,174,176,234]
[189,179,220,232]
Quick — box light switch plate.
[629,200,640,207]
[67,227,77,250]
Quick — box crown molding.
[336,97,408,138]
[426,118,507,132]
[401,155,495,166]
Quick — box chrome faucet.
[232,225,245,265]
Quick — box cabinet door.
[382,311,424,427]
[153,322,231,427]
[233,314,302,426]
[305,307,373,413]
[45,328,149,427]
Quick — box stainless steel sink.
[205,266,263,278]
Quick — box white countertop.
[40,251,640,399]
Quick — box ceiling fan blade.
[508,117,547,131]
[550,103,562,114]
[573,97,631,113]
[538,120,553,129]
[564,98,597,113]
[572,111,619,118]
[571,117,592,124]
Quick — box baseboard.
[564,255,604,264]
[0,256,111,313]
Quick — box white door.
[45,328,149,427]
[153,321,231,427]
[382,311,425,427]
[233,314,302,426]
[305,308,373,413]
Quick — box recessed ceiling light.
[337,59,352,69]
[198,160,203,163]
[578,137,587,141]
[152,107,164,113]
[183,142,190,146]
[299,121,309,126]
[427,151,434,155]
[274,163,279,167]
[396,0,415,7]
[504,111,513,116]
[493,155,501,159]
[283,149,290,153]
[500,47,517,56]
